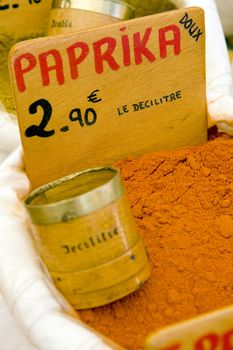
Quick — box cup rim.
[24,166,124,224]
[52,0,135,20]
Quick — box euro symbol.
[87,90,102,103]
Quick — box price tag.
[9,7,207,189]
[0,0,52,36]
[0,0,52,110]
[145,306,233,350]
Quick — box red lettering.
[133,27,156,65]
[120,27,131,67]
[93,37,120,74]
[195,334,219,350]
[159,25,181,58]
[14,53,36,92]
[67,42,89,80]
[223,329,233,350]
[39,49,64,87]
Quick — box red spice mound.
[79,138,233,350]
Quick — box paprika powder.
[80,136,233,350]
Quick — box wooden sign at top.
[9,7,207,189]
[145,306,233,350]
[0,0,52,37]
[0,0,52,110]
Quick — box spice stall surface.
[80,135,233,350]
[1,1,233,350]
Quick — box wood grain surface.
[0,0,52,111]
[9,7,207,189]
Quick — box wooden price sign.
[9,7,207,189]
[0,0,52,110]
[145,306,233,350]
[0,0,52,37]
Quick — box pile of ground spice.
[79,136,233,350]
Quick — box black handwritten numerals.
[0,0,42,10]
[25,99,55,138]
[0,2,15,10]
[28,0,42,3]
[69,108,97,127]
[25,91,100,138]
